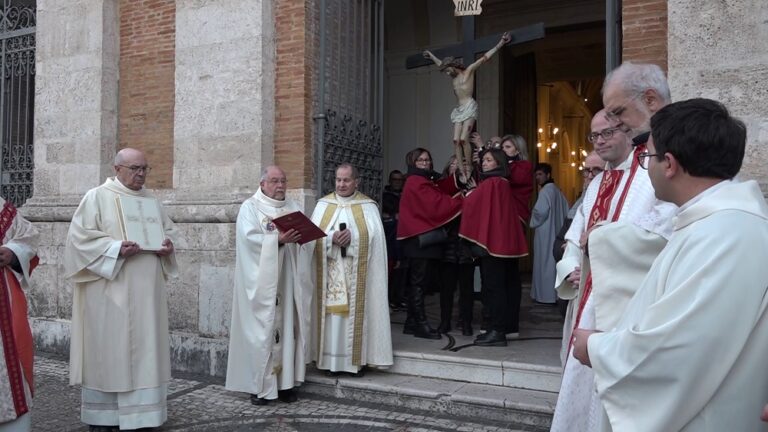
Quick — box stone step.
[389,348,562,393]
[302,368,556,430]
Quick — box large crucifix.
[406,18,545,177]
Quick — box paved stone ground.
[32,354,541,431]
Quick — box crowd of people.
[2,61,768,432]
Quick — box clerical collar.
[335,191,357,203]
[110,177,144,194]
[256,187,286,208]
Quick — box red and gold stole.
[0,201,37,418]
[568,145,646,353]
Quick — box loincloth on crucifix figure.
[424,32,510,178]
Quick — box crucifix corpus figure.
[423,31,510,178]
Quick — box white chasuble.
[225,188,313,399]
[550,152,676,432]
[64,178,179,429]
[307,192,392,373]
[589,180,768,432]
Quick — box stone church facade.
[20,0,768,376]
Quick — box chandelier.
[536,122,559,154]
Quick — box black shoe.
[351,367,366,378]
[278,389,298,403]
[89,427,118,432]
[324,370,342,377]
[250,394,269,406]
[474,330,507,347]
[437,321,451,334]
[413,322,441,340]
[461,323,474,336]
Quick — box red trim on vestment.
[568,145,646,355]
[0,201,29,417]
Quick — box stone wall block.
[175,0,263,49]
[166,251,201,332]
[27,261,57,317]
[198,263,235,337]
[668,0,768,66]
[56,258,74,320]
[175,223,235,251]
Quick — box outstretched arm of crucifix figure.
[465,32,511,74]
[422,50,442,67]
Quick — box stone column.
[31,0,119,203]
[23,0,119,345]
[173,0,275,200]
[668,0,768,191]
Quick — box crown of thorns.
[439,57,465,71]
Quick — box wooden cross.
[405,18,545,69]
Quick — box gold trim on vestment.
[350,202,369,366]
[314,201,338,357]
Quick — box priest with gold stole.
[0,197,38,432]
[65,148,178,432]
[226,165,311,406]
[307,164,392,376]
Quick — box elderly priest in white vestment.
[307,164,392,376]
[65,148,178,432]
[0,197,38,432]
[573,99,768,432]
[226,165,312,406]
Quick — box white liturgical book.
[115,195,165,251]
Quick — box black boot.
[474,330,507,346]
[403,305,417,335]
[460,321,473,336]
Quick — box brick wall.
[274,0,315,189]
[118,0,176,189]
[622,0,668,71]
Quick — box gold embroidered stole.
[313,193,371,365]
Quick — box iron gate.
[0,0,35,207]
[316,0,384,200]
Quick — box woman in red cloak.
[500,134,534,225]
[396,148,463,339]
[459,149,528,347]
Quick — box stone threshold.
[302,367,555,430]
[390,348,562,393]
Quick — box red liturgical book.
[271,211,327,245]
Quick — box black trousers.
[406,257,435,322]
[479,256,521,333]
[439,261,475,325]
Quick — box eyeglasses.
[266,178,287,185]
[415,157,431,162]
[587,127,622,144]
[581,167,604,178]
[118,165,151,174]
[605,93,642,122]
[636,152,659,169]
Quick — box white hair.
[603,62,671,104]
